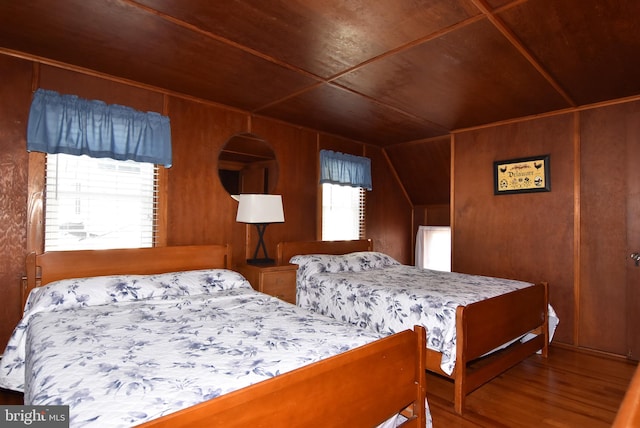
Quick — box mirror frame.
[218,133,278,196]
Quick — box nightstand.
[236,263,297,304]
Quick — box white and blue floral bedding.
[0,268,403,427]
[291,251,559,376]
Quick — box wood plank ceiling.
[1,0,639,147]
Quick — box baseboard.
[551,342,637,363]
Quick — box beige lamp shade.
[236,194,284,224]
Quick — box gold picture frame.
[494,154,550,195]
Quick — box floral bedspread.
[0,269,396,427]
[292,251,559,375]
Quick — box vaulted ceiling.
[1,0,639,147]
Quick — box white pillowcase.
[290,251,400,277]
[25,269,251,313]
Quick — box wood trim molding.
[450,134,456,272]
[550,342,634,363]
[26,151,45,255]
[573,111,581,346]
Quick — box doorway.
[580,103,640,359]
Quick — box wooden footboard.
[138,325,427,428]
[452,282,549,413]
[371,282,549,415]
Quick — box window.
[44,153,158,251]
[318,149,371,241]
[415,226,451,271]
[321,183,365,240]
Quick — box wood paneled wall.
[163,97,246,255]
[579,101,640,357]
[250,116,319,257]
[386,136,451,207]
[0,55,32,340]
[366,146,414,262]
[394,101,640,354]
[0,53,412,350]
[453,115,576,345]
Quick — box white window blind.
[45,153,157,251]
[321,183,365,240]
[415,225,451,271]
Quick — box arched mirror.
[218,133,278,196]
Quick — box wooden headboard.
[23,244,231,307]
[276,239,373,265]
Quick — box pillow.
[25,269,251,313]
[290,251,400,278]
[341,251,401,270]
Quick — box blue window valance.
[27,88,172,167]
[320,149,372,190]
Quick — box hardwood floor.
[1,345,637,426]
[428,345,638,427]
[0,387,22,405]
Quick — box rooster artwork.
[494,155,550,194]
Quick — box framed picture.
[494,154,550,195]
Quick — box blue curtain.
[27,88,172,167]
[320,149,372,190]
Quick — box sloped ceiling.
[1,0,639,147]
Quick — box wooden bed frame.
[613,363,640,428]
[277,239,550,414]
[23,244,233,307]
[22,244,427,427]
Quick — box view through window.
[416,225,451,271]
[44,153,157,251]
[321,183,365,240]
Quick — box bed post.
[23,252,38,308]
[541,282,550,358]
[414,325,428,427]
[454,306,467,415]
